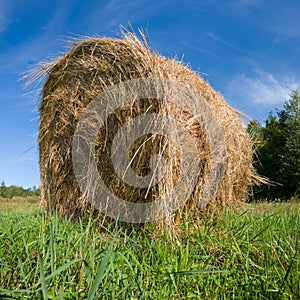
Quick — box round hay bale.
[37,33,259,224]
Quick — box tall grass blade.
[87,243,113,300]
[275,238,299,299]
[32,258,82,291]
[38,255,48,300]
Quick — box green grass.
[0,196,40,213]
[0,199,299,299]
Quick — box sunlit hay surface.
[34,32,261,229]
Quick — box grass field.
[0,198,299,299]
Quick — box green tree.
[0,181,6,198]
[0,181,40,198]
[282,90,300,196]
[248,89,300,200]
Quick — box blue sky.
[0,0,299,188]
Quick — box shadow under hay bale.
[36,32,261,227]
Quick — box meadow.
[0,197,299,299]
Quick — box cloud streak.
[209,0,262,15]
[84,0,172,33]
[227,68,300,106]
[206,32,246,54]
[0,1,11,33]
[0,16,10,32]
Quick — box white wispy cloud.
[206,32,245,53]
[227,68,300,105]
[236,0,261,7]
[86,0,171,33]
[270,4,300,39]
[0,3,70,74]
[0,16,10,32]
[210,0,262,14]
[0,0,11,33]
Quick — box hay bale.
[37,32,259,224]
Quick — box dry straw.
[34,31,261,228]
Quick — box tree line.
[247,89,300,200]
[0,181,40,198]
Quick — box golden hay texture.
[36,32,259,225]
